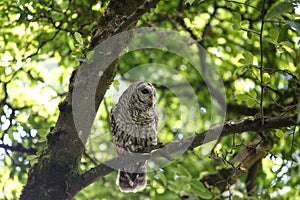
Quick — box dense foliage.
[0,0,299,199]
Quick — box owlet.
[110,81,158,193]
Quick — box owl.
[110,81,158,193]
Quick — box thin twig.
[289,127,296,166]
[259,0,266,126]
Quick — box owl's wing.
[154,109,158,130]
[110,105,128,155]
[110,105,117,137]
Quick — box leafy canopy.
[0,0,299,199]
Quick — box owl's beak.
[151,95,155,104]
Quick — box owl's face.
[135,82,156,108]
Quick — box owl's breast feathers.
[110,104,157,153]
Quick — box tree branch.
[0,143,37,155]
[201,133,273,193]
[69,114,298,195]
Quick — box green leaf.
[240,20,249,28]
[9,171,15,180]
[236,94,250,101]
[265,37,277,45]
[112,80,119,91]
[74,32,83,45]
[238,58,248,65]
[232,12,242,25]
[247,32,252,39]
[177,164,191,179]
[247,99,256,107]
[268,29,279,43]
[239,51,253,65]
[275,129,284,139]
[243,51,253,62]
[26,155,38,165]
[233,66,249,76]
[232,24,241,31]
[38,137,47,143]
[8,130,14,140]
[168,180,179,193]
[172,176,188,192]
[279,41,294,49]
[265,2,294,20]
[234,161,242,168]
[157,171,167,186]
[279,41,296,58]
[185,0,195,5]
[190,179,212,199]
[190,179,206,192]
[287,20,300,33]
[263,73,271,84]
[249,89,257,98]
[26,155,37,161]
[86,50,94,62]
[38,129,48,137]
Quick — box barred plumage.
[110,81,158,193]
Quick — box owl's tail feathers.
[117,168,146,193]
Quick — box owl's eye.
[141,88,149,94]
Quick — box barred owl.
[110,81,158,193]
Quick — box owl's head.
[135,82,156,108]
[126,82,156,111]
